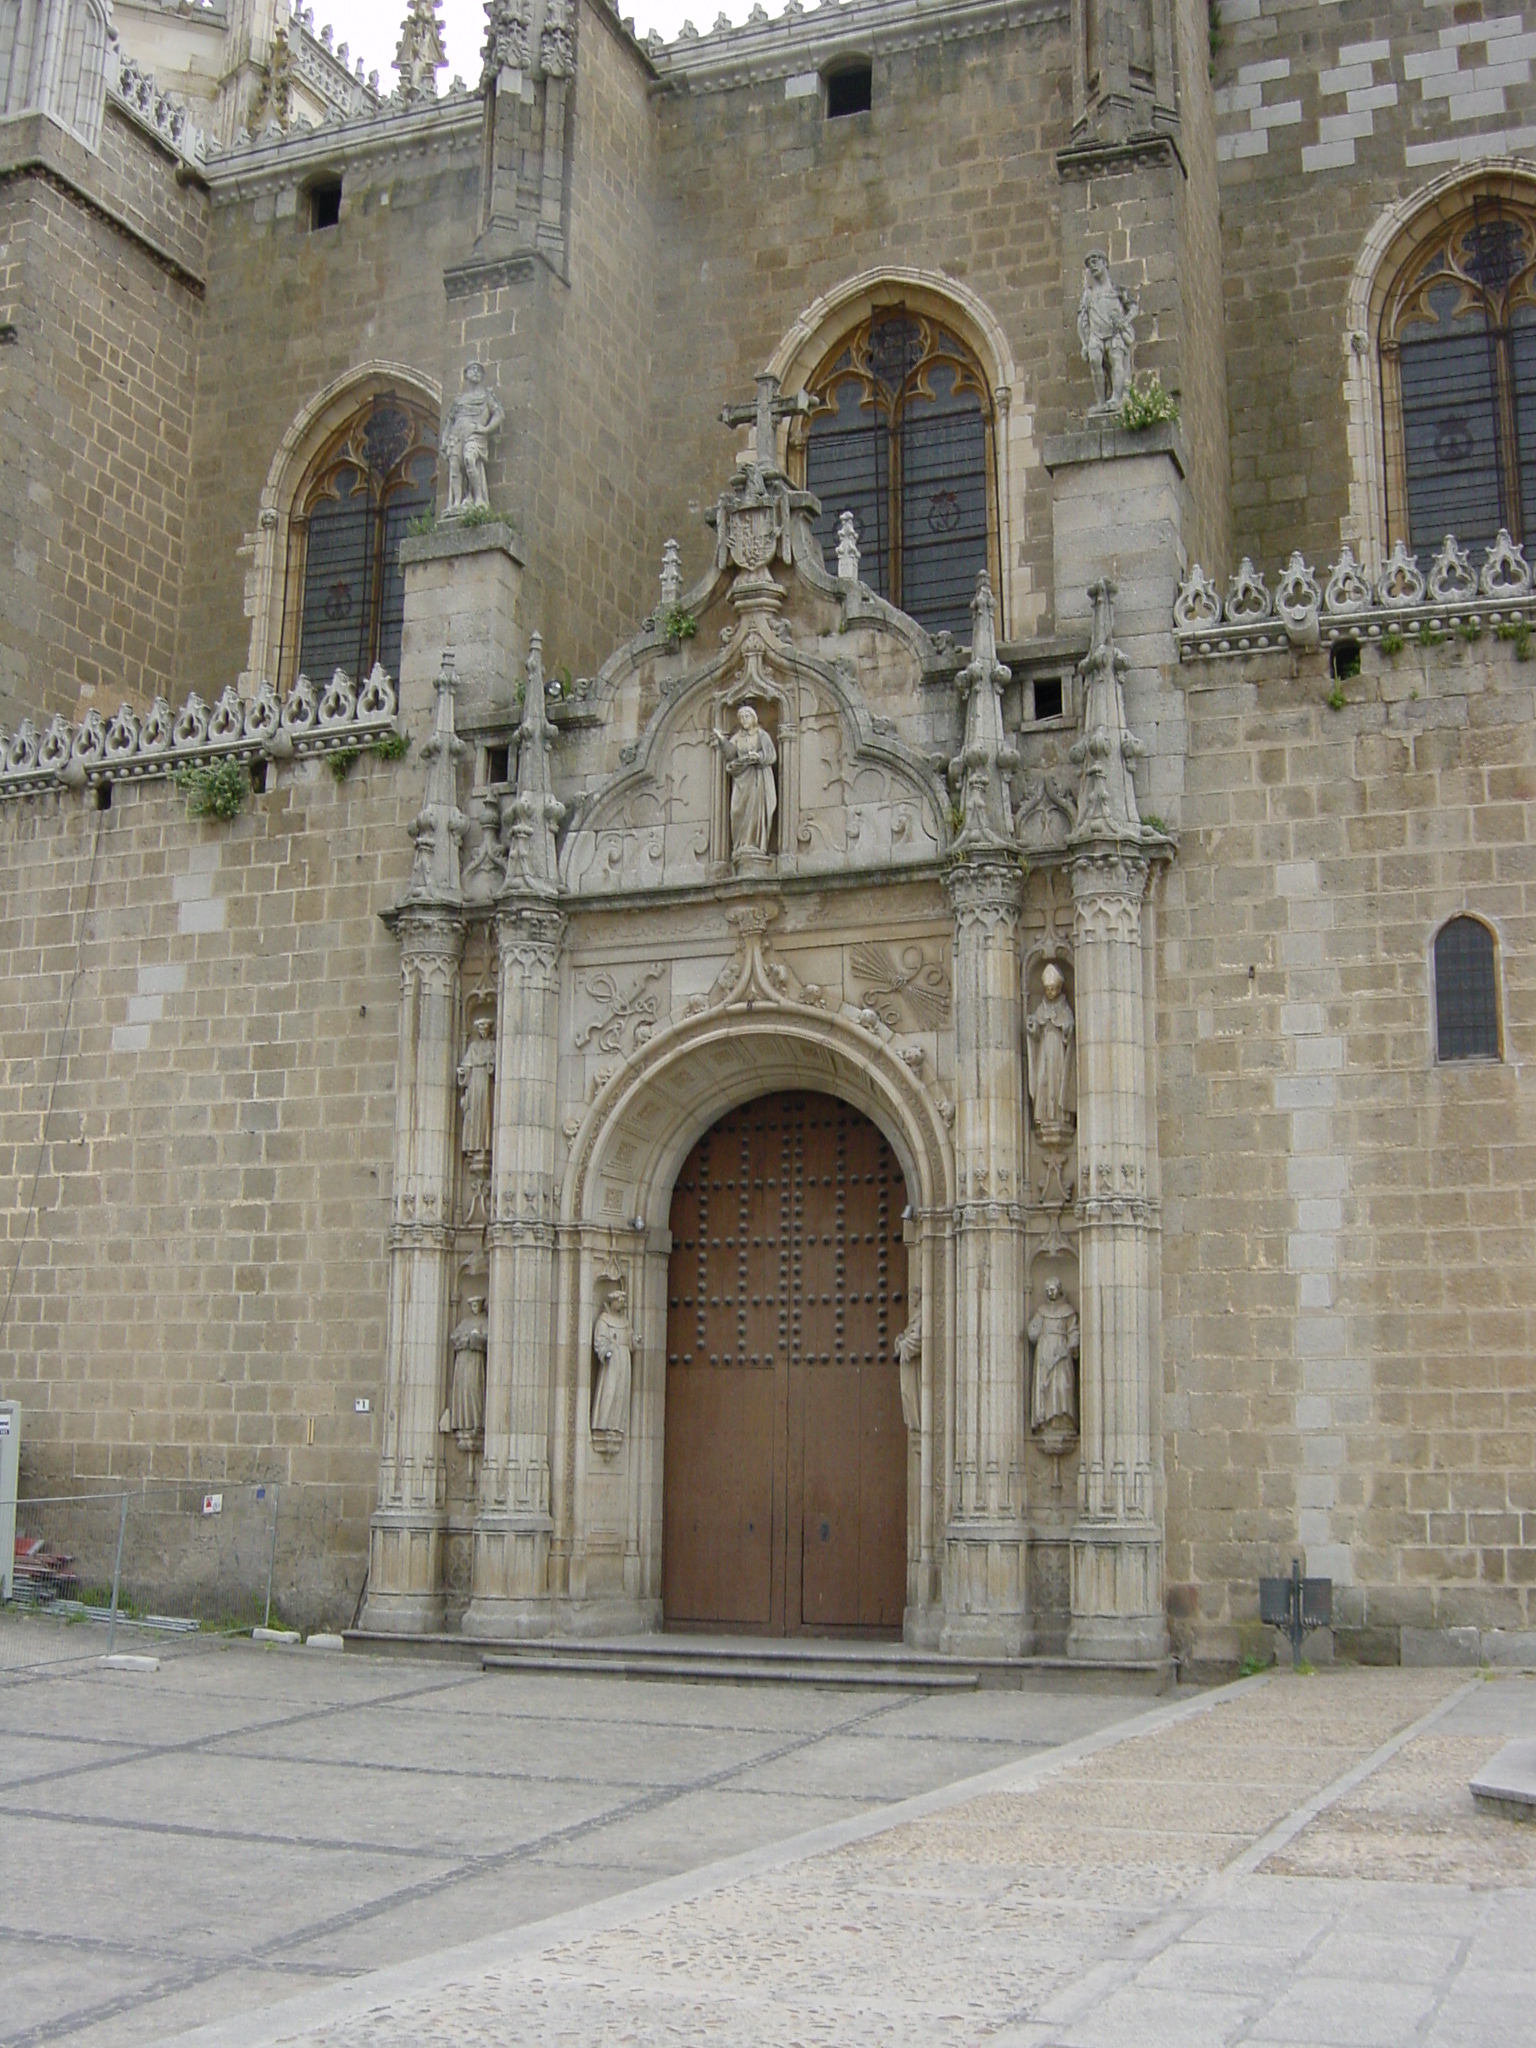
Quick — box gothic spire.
[394,0,448,104]
[948,571,1019,851]
[501,634,566,898]
[402,651,468,908]
[1069,578,1148,843]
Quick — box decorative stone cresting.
[0,668,399,799]
[110,46,207,164]
[1176,530,1535,658]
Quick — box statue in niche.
[1026,963,1075,1141]
[714,704,777,861]
[590,1279,635,1453]
[894,1290,922,1434]
[1077,252,1139,417]
[442,362,504,514]
[440,1295,488,1450]
[457,1015,496,1157]
[1029,1279,1080,1435]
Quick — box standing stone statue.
[440,1295,488,1449]
[1029,1279,1080,1433]
[457,1015,496,1157]
[590,1280,636,1449]
[442,362,505,514]
[1077,252,1139,417]
[715,704,777,861]
[894,1290,922,1433]
[1025,963,1075,1139]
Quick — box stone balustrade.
[0,667,399,799]
[1175,530,1536,660]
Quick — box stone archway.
[553,1004,954,1642]
[662,1090,910,1638]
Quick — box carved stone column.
[363,661,468,1633]
[941,574,1030,1656]
[1067,580,1169,1662]
[466,636,567,1636]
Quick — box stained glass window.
[1383,203,1536,554]
[1434,917,1500,1062]
[282,395,438,684]
[799,311,995,640]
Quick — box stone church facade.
[1,0,1532,1669]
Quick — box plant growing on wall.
[1120,372,1180,431]
[174,757,249,821]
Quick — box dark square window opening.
[310,180,343,232]
[485,745,510,786]
[826,64,872,118]
[1032,677,1063,721]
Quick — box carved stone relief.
[850,942,952,1031]
[575,964,666,1055]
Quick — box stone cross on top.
[720,373,811,477]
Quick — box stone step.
[480,1649,980,1690]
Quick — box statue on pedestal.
[457,1015,496,1158]
[441,1296,488,1450]
[1077,252,1139,418]
[894,1291,922,1433]
[442,362,504,514]
[715,704,777,861]
[1029,1279,1080,1436]
[590,1280,635,1453]
[1026,964,1075,1142]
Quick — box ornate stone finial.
[247,26,296,133]
[1069,579,1146,843]
[403,652,469,905]
[539,0,575,76]
[394,0,447,103]
[1077,251,1139,419]
[719,372,811,479]
[836,510,860,585]
[482,0,533,85]
[659,538,682,612]
[501,632,567,897]
[442,362,505,516]
[948,571,1018,851]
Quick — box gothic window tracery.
[1382,201,1536,553]
[794,310,996,640]
[280,394,438,684]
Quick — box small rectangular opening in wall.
[485,745,510,786]
[309,179,342,232]
[1032,677,1063,721]
[250,760,268,795]
[94,780,112,811]
[826,63,872,118]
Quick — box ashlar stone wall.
[0,757,417,1625]
[1161,632,1536,1666]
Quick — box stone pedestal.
[1043,424,1188,828]
[398,523,525,730]
[361,905,464,1634]
[941,854,1031,1658]
[465,899,565,1638]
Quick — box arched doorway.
[662,1091,910,1636]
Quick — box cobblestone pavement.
[162,1666,1536,2048]
[0,1611,1155,2048]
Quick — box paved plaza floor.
[2,1613,1533,2048]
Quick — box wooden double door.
[663,1092,909,1636]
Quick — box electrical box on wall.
[0,1401,19,1603]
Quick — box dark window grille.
[281,397,437,686]
[802,310,994,640]
[1384,202,1536,552]
[1434,917,1500,1061]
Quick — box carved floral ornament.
[1175,530,1535,658]
[0,669,399,798]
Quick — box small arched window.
[1382,200,1536,553]
[795,309,995,640]
[279,393,438,684]
[1433,916,1501,1062]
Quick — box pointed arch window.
[1382,201,1536,553]
[1433,916,1501,1062]
[279,394,438,684]
[794,310,997,640]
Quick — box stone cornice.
[648,0,1066,93]
[202,93,480,193]
[0,111,208,291]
